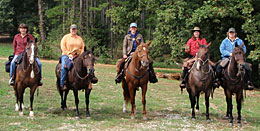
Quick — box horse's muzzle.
[141,60,149,68]
[237,63,245,78]
[88,68,95,75]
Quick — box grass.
[0,43,13,57]
[0,59,259,130]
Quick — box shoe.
[179,83,186,89]
[245,81,254,90]
[9,78,14,86]
[91,76,98,84]
[149,77,158,83]
[61,85,68,91]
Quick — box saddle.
[124,56,133,69]
[219,58,230,68]
[183,57,196,69]
[4,55,14,72]
[58,57,74,70]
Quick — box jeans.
[10,55,42,80]
[60,55,69,87]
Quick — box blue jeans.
[10,55,42,80]
[60,55,69,87]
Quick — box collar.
[17,33,29,38]
[69,33,78,38]
[192,36,201,40]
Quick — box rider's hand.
[230,53,232,56]
[123,55,127,59]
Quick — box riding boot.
[38,81,43,86]
[179,68,189,89]
[148,63,158,83]
[215,63,222,87]
[115,69,124,84]
[91,74,98,84]
[9,76,15,86]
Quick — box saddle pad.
[124,56,132,69]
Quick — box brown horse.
[122,41,151,120]
[220,43,246,126]
[55,50,96,119]
[14,39,40,117]
[186,43,214,120]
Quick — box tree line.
[0,0,259,86]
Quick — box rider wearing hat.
[115,23,158,84]
[179,27,210,89]
[215,27,254,90]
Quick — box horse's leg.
[63,90,69,109]
[188,89,196,119]
[141,84,148,120]
[29,86,37,117]
[236,91,243,126]
[17,84,25,116]
[73,89,80,119]
[224,89,230,119]
[205,91,210,121]
[226,90,233,126]
[122,81,127,113]
[14,85,19,111]
[129,83,136,119]
[196,93,200,113]
[85,88,92,117]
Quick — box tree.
[38,0,46,49]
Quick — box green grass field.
[0,44,259,130]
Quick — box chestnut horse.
[220,43,246,126]
[186,43,214,120]
[122,41,151,120]
[14,39,40,117]
[55,50,96,119]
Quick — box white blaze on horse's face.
[29,44,35,64]
[143,47,146,51]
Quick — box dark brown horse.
[221,43,246,126]
[186,43,214,120]
[122,41,151,120]
[55,50,96,119]
[14,39,40,117]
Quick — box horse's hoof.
[123,110,127,113]
[225,116,229,120]
[19,112,24,116]
[238,122,242,127]
[75,116,80,120]
[86,114,91,118]
[192,117,196,120]
[229,123,233,126]
[206,118,211,122]
[143,117,148,121]
[196,109,199,113]
[29,111,34,117]
[131,116,135,120]
[15,104,19,111]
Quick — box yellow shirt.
[60,33,85,56]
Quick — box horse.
[121,41,151,120]
[14,39,41,117]
[186,43,214,121]
[55,49,96,119]
[220,43,246,126]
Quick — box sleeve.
[185,39,191,54]
[240,39,246,53]
[139,34,144,43]
[123,35,128,56]
[220,40,231,57]
[60,35,69,56]
[13,35,17,55]
[28,34,34,41]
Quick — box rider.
[9,23,43,86]
[60,24,98,90]
[179,27,215,89]
[115,23,158,84]
[215,27,254,90]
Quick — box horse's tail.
[122,79,130,104]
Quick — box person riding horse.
[215,27,254,90]
[9,23,43,86]
[180,27,215,89]
[115,23,158,84]
[60,24,98,90]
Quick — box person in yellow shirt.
[60,24,97,90]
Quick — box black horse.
[55,50,96,119]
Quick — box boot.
[115,69,124,84]
[245,81,254,90]
[179,68,188,89]
[149,70,158,83]
[9,78,15,86]
[38,81,43,86]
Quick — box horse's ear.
[146,41,151,46]
[197,42,203,48]
[84,46,87,52]
[206,42,211,48]
[235,42,238,47]
[91,47,94,53]
[34,38,37,43]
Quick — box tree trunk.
[62,0,66,33]
[93,0,96,27]
[80,0,83,35]
[90,0,93,29]
[38,0,46,49]
[141,7,145,29]
[72,0,76,23]
[110,0,113,59]
[86,0,89,34]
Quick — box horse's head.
[232,42,246,78]
[25,38,38,65]
[81,50,95,75]
[135,41,151,69]
[196,42,210,70]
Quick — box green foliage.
[0,0,14,33]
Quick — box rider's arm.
[13,35,17,55]
[60,35,69,56]
[220,39,231,57]
[123,35,128,58]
